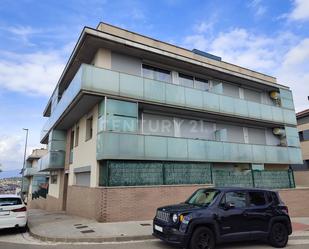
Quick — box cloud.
[248,0,267,17]
[183,28,308,111]
[194,21,215,34]
[0,135,24,170]
[1,25,42,46]
[0,47,68,96]
[277,39,309,111]
[289,0,309,21]
[184,34,209,51]
[0,133,41,171]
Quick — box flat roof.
[297,108,309,119]
[43,22,290,115]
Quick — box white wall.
[111,52,141,76]
[69,105,99,188]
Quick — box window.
[142,113,174,136]
[223,83,240,98]
[142,64,171,82]
[223,191,246,208]
[179,73,194,88]
[86,116,93,141]
[299,130,309,141]
[186,189,220,206]
[75,126,79,147]
[179,73,209,91]
[70,130,74,150]
[248,191,266,206]
[50,172,58,184]
[268,191,280,205]
[0,197,22,206]
[194,78,209,91]
[248,128,266,145]
[244,88,261,103]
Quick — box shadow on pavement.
[152,240,273,249]
[0,227,28,236]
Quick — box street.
[0,229,309,249]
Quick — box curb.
[28,225,155,243]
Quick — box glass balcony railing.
[38,151,65,172]
[23,167,39,177]
[97,131,303,165]
[41,64,297,141]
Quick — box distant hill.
[0,169,21,179]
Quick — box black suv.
[153,187,292,249]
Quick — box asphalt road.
[0,228,309,249]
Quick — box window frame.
[50,172,58,184]
[219,190,248,209]
[178,73,209,91]
[248,191,268,207]
[86,116,93,141]
[142,64,171,83]
[75,125,79,147]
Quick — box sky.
[0,0,308,172]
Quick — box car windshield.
[186,189,220,206]
[0,197,22,206]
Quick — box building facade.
[37,23,302,221]
[293,109,309,186]
[22,149,48,204]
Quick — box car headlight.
[172,214,178,223]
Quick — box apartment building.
[293,109,309,186]
[23,149,48,203]
[36,23,302,221]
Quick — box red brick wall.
[28,198,47,210]
[66,186,101,220]
[46,185,309,221]
[66,184,212,222]
[279,188,309,217]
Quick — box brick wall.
[294,171,309,187]
[28,198,47,210]
[66,184,212,222]
[279,188,309,217]
[66,186,101,220]
[45,195,64,212]
[46,185,309,221]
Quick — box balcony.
[38,151,65,172]
[23,167,39,177]
[97,131,303,165]
[41,64,297,142]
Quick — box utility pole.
[21,128,29,198]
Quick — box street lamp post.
[21,128,29,198]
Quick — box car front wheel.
[269,222,288,248]
[190,227,215,249]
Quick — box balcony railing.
[41,64,297,141]
[23,167,39,177]
[97,131,303,165]
[38,151,65,172]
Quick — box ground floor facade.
[32,97,304,222]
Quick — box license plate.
[154,225,163,232]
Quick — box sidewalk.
[28,209,309,243]
[28,209,154,242]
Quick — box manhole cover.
[140,223,151,226]
[80,229,95,234]
[76,225,88,229]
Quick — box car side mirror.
[225,202,235,210]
